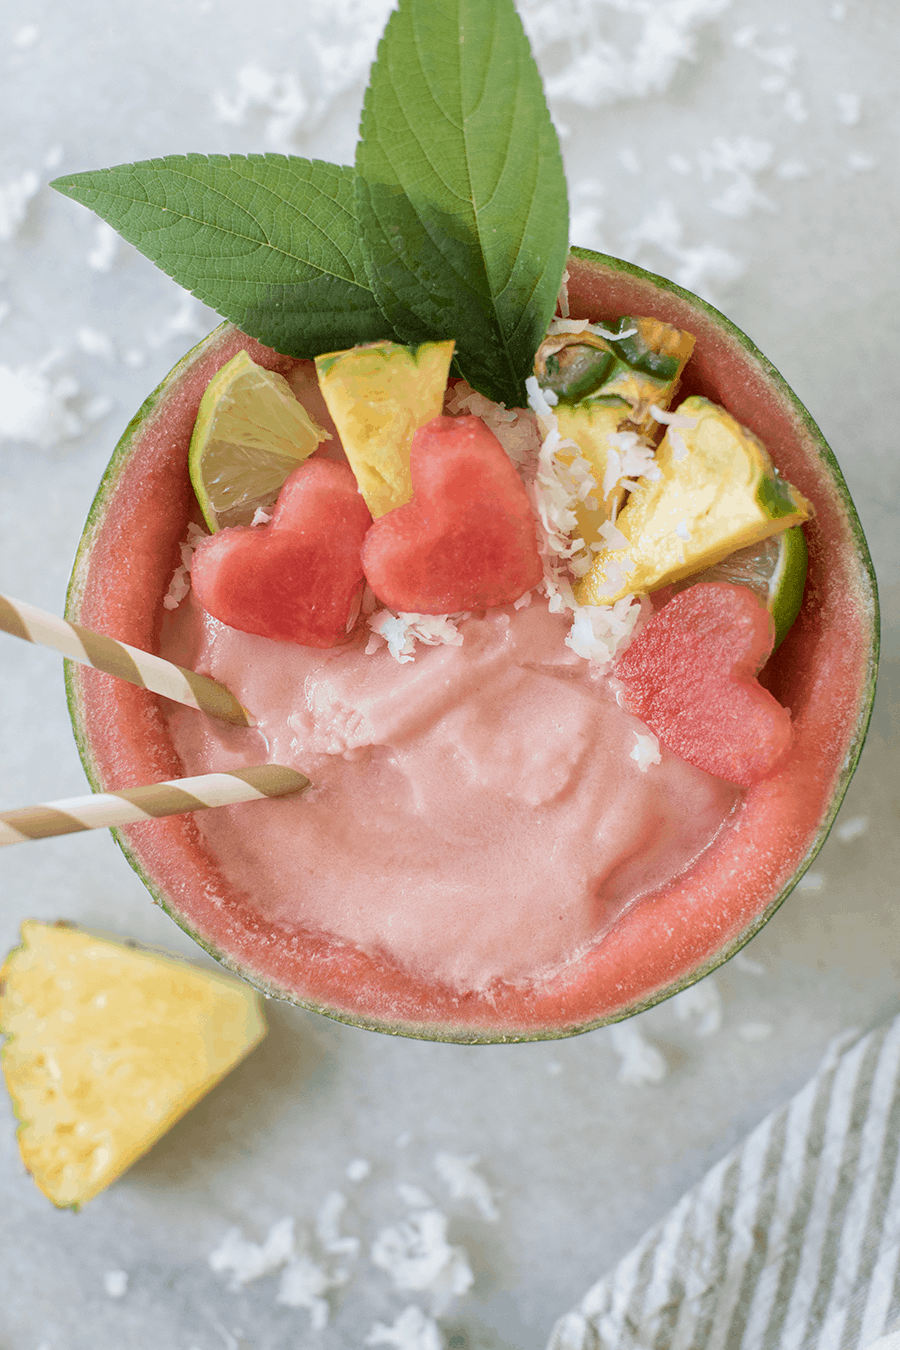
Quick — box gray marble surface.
[0,2,897,1347]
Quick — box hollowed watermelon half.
[65,247,879,1043]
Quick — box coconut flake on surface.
[776,159,811,181]
[213,62,310,151]
[0,361,81,447]
[672,975,723,1036]
[398,1183,435,1210]
[13,23,41,48]
[76,326,115,360]
[630,730,662,772]
[700,135,775,217]
[738,1021,774,1042]
[434,1152,499,1222]
[276,1252,348,1329]
[836,814,869,843]
[649,405,697,429]
[546,317,639,343]
[608,1020,668,1085]
[733,951,766,976]
[102,1269,128,1299]
[0,170,39,242]
[443,378,540,472]
[163,522,206,610]
[87,222,119,272]
[316,1190,360,1256]
[797,871,826,891]
[622,198,745,300]
[565,596,644,667]
[346,1157,372,1182]
[835,92,861,125]
[529,0,733,110]
[366,1305,444,1350]
[370,1210,473,1314]
[209,1217,295,1288]
[146,293,205,349]
[366,610,468,664]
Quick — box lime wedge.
[668,525,808,649]
[189,350,329,531]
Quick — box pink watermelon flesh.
[361,415,543,613]
[190,458,372,647]
[614,582,793,787]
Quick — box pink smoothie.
[162,595,739,993]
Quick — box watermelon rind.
[64,250,879,1043]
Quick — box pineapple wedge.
[0,921,266,1208]
[315,339,455,517]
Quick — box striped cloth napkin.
[547,1013,900,1350]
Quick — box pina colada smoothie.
[162,592,739,993]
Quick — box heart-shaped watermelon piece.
[190,458,371,647]
[614,582,793,787]
[361,415,543,614]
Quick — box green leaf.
[355,0,569,407]
[51,155,392,357]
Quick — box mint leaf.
[355,0,569,407]
[51,155,391,357]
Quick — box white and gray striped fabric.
[548,1014,900,1350]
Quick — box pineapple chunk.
[0,921,266,1208]
[576,396,812,606]
[315,339,455,517]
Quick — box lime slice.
[189,350,329,531]
[668,526,808,649]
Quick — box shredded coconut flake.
[649,405,697,429]
[87,222,119,272]
[370,1210,473,1314]
[398,1183,435,1210]
[346,1157,372,1182]
[276,1253,347,1329]
[565,597,644,667]
[0,361,81,446]
[0,170,39,242]
[366,1305,444,1350]
[738,1021,774,1042]
[672,975,723,1036]
[213,62,310,151]
[836,814,869,843]
[366,610,468,664]
[630,730,662,772]
[529,0,732,110]
[434,1153,499,1222]
[163,522,206,610]
[102,1270,128,1299]
[209,1217,295,1288]
[316,1190,360,1256]
[733,951,766,977]
[608,1020,667,1085]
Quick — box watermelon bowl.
[64,246,879,1045]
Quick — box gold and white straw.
[0,593,252,726]
[0,765,309,846]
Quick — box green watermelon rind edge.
[64,250,880,1044]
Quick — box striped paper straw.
[0,593,252,727]
[0,765,309,846]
